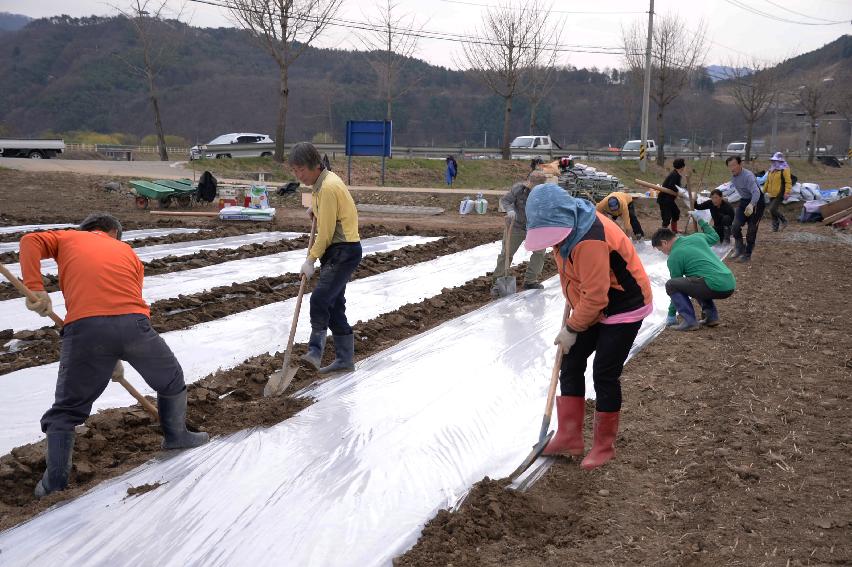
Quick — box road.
[0,157,506,195]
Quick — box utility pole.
[639,0,654,173]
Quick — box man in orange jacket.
[525,184,653,470]
[20,213,208,498]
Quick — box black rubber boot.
[319,333,355,374]
[34,430,75,498]
[158,388,209,450]
[301,329,327,370]
[523,282,544,290]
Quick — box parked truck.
[0,139,65,159]
[509,135,562,160]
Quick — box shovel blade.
[506,430,554,483]
[264,365,299,397]
[495,276,517,298]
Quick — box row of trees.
[108,1,851,164]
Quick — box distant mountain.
[0,12,32,32]
[706,65,752,82]
[0,16,847,151]
[770,34,852,82]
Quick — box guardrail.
[64,141,815,162]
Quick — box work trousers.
[626,202,645,237]
[659,199,680,228]
[731,197,766,256]
[559,320,642,412]
[41,315,186,433]
[492,226,546,284]
[665,277,734,315]
[310,242,363,335]
[769,194,787,230]
[713,214,733,241]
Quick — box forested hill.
[0,15,847,149]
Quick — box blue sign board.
[345,120,392,157]
[344,120,393,185]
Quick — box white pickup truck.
[0,139,65,159]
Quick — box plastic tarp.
[0,242,707,566]
[0,227,203,254]
[0,240,529,454]
[0,235,437,333]
[0,223,75,235]
[3,231,302,279]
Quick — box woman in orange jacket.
[525,184,653,470]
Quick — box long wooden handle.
[634,178,678,197]
[0,264,160,421]
[279,217,318,371]
[538,301,572,443]
[502,220,513,272]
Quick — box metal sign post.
[345,120,393,186]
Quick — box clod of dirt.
[125,481,165,497]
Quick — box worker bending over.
[525,184,653,470]
[693,189,734,243]
[21,214,208,498]
[652,212,736,331]
[596,191,644,240]
[490,170,549,296]
[292,142,363,374]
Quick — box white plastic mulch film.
[0,227,202,254]
[3,231,303,278]
[0,240,524,454]
[0,235,437,333]
[0,223,75,235]
[0,242,725,567]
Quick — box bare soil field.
[1,168,849,567]
[397,226,852,567]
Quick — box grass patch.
[186,155,849,191]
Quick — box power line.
[186,0,640,55]
[759,0,849,24]
[437,0,645,16]
[723,0,850,25]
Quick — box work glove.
[25,290,52,317]
[300,258,316,280]
[689,210,702,220]
[553,326,578,352]
[744,203,754,217]
[666,314,678,327]
[505,210,516,227]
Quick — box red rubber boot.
[543,396,585,457]
[671,220,679,234]
[580,411,620,470]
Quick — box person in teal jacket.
[651,211,736,331]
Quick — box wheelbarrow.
[130,179,197,209]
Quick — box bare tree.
[114,0,176,161]
[227,0,344,162]
[358,0,424,121]
[797,77,836,164]
[726,59,777,162]
[622,13,708,166]
[459,0,559,160]
[525,24,561,134]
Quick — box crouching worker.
[20,213,208,498]
[596,191,644,240]
[652,211,736,331]
[490,170,549,296]
[291,142,362,374]
[525,184,653,470]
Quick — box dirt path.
[395,227,852,567]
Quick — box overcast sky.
[2,0,850,70]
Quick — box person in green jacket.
[651,211,736,331]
